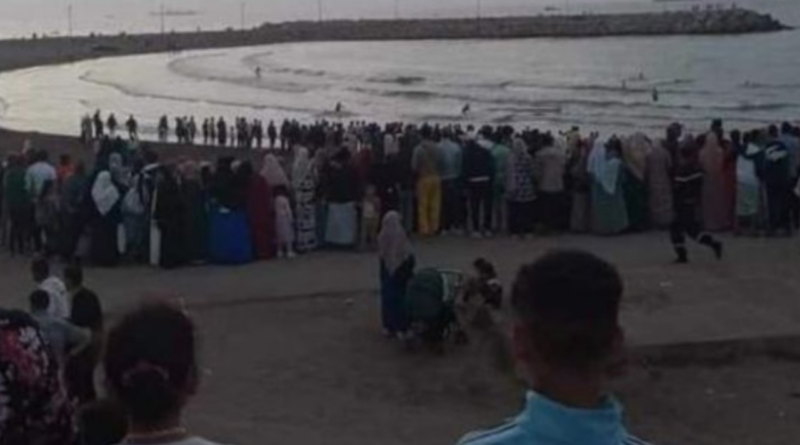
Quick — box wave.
[741,81,800,91]
[78,70,322,115]
[367,75,426,86]
[167,56,315,94]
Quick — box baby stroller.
[405,268,468,347]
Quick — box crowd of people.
[3,115,799,267]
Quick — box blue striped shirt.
[457,391,654,445]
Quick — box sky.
[0,0,637,37]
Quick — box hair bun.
[121,361,170,388]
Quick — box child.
[361,184,382,251]
[462,258,503,331]
[274,186,296,258]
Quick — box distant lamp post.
[317,0,323,22]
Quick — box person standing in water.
[126,115,138,141]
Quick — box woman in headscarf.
[568,136,593,233]
[378,211,415,338]
[208,157,252,265]
[243,160,275,260]
[260,153,289,191]
[0,310,76,445]
[735,131,764,236]
[588,137,629,235]
[699,132,730,231]
[89,170,123,267]
[179,161,209,263]
[153,165,187,269]
[621,133,651,231]
[505,137,537,237]
[292,147,318,253]
[322,148,361,248]
[646,124,678,229]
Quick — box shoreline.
[0,8,790,158]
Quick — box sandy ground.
[2,232,800,444]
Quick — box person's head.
[64,262,85,292]
[711,119,724,137]
[104,303,198,431]
[730,129,742,146]
[59,154,72,167]
[605,137,622,158]
[29,290,50,313]
[473,258,497,281]
[420,124,433,141]
[768,124,779,139]
[666,122,682,142]
[511,250,624,394]
[781,122,793,135]
[0,310,75,443]
[31,256,50,283]
[35,149,48,164]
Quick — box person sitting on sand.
[104,302,227,445]
[456,250,654,445]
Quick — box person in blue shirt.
[456,250,655,445]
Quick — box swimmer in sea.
[255,66,262,79]
[652,88,659,102]
[462,103,471,115]
[335,102,343,113]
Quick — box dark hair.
[31,256,50,282]
[64,262,84,288]
[29,290,50,312]
[473,258,497,280]
[768,124,779,138]
[512,250,623,371]
[781,122,792,134]
[104,303,197,428]
[59,154,71,166]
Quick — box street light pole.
[68,4,73,37]
[317,0,323,22]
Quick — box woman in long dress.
[179,161,209,263]
[292,147,318,253]
[588,138,629,235]
[153,166,187,269]
[378,211,415,338]
[89,171,122,267]
[208,157,253,265]
[622,133,651,231]
[323,149,361,248]
[244,161,275,259]
[699,133,730,231]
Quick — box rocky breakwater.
[260,8,789,40]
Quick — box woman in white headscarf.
[621,133,652,231]
[588,137,629,235]
[90,170,122,266]
[378,211,415,338]
[292,147,318,252]
[260,153,289,190]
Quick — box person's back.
[413,138,442,179]
[32,257,70,319]
[456,250,654,445]
[26,157,57,199]
[105,303,229,445]
[29,290,90,365]
[535,144,567,193]
[438,137,462,181]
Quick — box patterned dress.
[294,167,318,253]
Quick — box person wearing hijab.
[735,131,764,236]
[699,130,730,231]
[568,136,593,233]
[378,211,415,339]
[533,133,567,232]
[621,133,651,231]
[153,166,187,269]
[412,125,444,236]
[243,160,275,260]
[292,147,319,253]
[208,157,253,265]
[179,161,209,263]
[588,138,629,235]
[0,309,76,445]
[260,153,289,191]
[506,137,537,237]
[322,148,361,248]
[89,170,123,267]
[646,124,678,229]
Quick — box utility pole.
[67,4,73,37]
[159,3,166,35]
[240,2,246,30]
[317,0,323,22]
[394,0,399,20]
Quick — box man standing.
[93,110,104,138]
[456,250,656,445]
[438,128,463,234]
[126,115,138,141]
[25,150,57,253]
[64,263,104,403]
[779,122,800,230]
[670,139,724,263]
[268,120,278,150]
[412,125,443,236]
